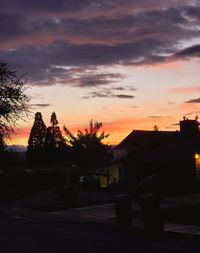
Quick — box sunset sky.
[1,0,200,146]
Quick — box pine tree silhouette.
[45,112,65,149]
[28,112,46,148]
[44,112,67,167]
[27,112,46,168]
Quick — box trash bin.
[140,194,163,233]
[113,194,132,225]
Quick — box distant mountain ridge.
[6,145,27,152]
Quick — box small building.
[114,117,200,195]
[98,164,124,188]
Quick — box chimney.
[180,117,199,135]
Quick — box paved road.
[2,192,200,252]
[1,209,200,253]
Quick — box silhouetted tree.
[0,132,5,152]
[0,132,5,170]
[45,112,65,149]
[153,125,159,131]
[28,112,46,148]
[27,112,46,168]
[0,62,29,141]
[50,112,58,128]
[64,119,110,179]
[44,112,67,166]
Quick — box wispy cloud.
[116,94,135,99]
[147,115,163,118]
[74,73,125,88]
[171,123,180,126]
[185,110,200,116]
[82,91,135,99]
[185,98,200,103]
[30,103,52,109]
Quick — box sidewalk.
[3,192,200,236]
[4,200,200,236]
[161,192,200,208]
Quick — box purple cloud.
[0,0,200,96]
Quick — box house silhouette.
[114,117,200,195]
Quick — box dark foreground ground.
[1,203,200,253]
[2,210,200,253]
[2,191,200,252]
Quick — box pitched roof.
[116,130,180,151]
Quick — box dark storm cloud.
[185,98,200,103]
[1,1,200,90]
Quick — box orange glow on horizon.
[9,115,180,147]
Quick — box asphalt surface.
[2,192,200,252]
[1,207,200,253]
